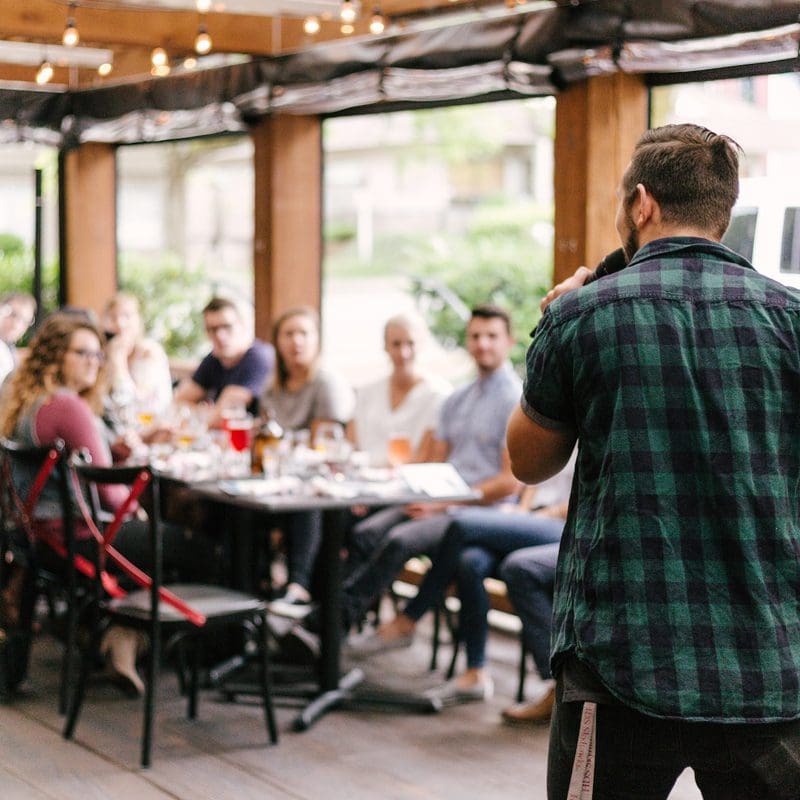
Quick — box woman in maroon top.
[0,313,207,695]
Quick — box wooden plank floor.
[1,620,702,799]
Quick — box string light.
[151,63,171,77]
[62,4,80,47]
[151,47,168,67]
[97,61,113,77]
[194,23,212,55]
[369,7,386,34]
[303,15,321,35]
[340,0,357,24]
[340,22,355,35]
[183,56,198,70]
[35,60,54,85]
[196,0,211,11]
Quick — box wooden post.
[61,143,117,314]
[553,73,649,286]
[251,115,322,343]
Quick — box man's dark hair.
[202,296,240,317]
[470,303,511,335]
[622,124,742,239]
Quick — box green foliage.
[117,252,211,358]
[407,217,553,368]
[0,233,26,258]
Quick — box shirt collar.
[630,236,757,273]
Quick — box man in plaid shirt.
[507,124,800,799]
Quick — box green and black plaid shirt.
[523,237,800,722]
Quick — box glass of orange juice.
[387,435,412,467]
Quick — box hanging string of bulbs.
[34,0,536,85]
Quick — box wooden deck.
[1,620,702,799]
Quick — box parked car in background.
[722,178,800,290]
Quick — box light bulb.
[369,10,385,34]
[36,61,54,85]
[303,15,321,35]
[183,56,198,70]
[196,0,211,10]
[151,47,168,67]
[340,0,357,24]
[340,22,354,34]
[98,61,113,77]
[151,64,171,77]
[63,20,79,47]
[195,26,212,55]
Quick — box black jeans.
[548,682,800,800]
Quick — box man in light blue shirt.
[338,304,521,632]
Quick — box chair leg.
[259,612,278,744]
[63,623,99,740]
[141,627,159,769]
[429,605,441,672]
[187,637,200,720]
[517,639,528,703]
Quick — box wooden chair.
[0,438,78,712]
[62,461,278,768]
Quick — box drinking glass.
[387,435,412,467]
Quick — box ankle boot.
[100,626,146,697]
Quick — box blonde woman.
[102,292,172,415]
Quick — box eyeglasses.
[67,348,106,364]
[205,323,234,336]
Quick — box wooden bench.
[391,558,530,702]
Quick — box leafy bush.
[404,203,553,369]
[0,246,60,343]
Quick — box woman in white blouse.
[348,313,451,466]
[102,292,173,415]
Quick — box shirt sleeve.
[522,311,575,430]
[231,342,275,398]
[35,393,128,510]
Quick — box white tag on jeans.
[567,701,597,800]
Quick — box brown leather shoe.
[501,686,555,725]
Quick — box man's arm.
[174,377,206,404]
[506,405,576,485]
[216,384,256,411]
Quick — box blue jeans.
[548,686,800,800]
[498,542,560,680]
[403,508,563,669]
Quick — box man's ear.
[635,183,657,227]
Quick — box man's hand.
[540,266,593,312]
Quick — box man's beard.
[622,211,639,262]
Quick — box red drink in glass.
[227,419,252,452]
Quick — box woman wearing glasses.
[0,312,209,696]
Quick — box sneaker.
[345,629,414,659]
[268,586,316,621]
[423,676,494,706]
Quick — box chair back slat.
[70,463,206,627]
